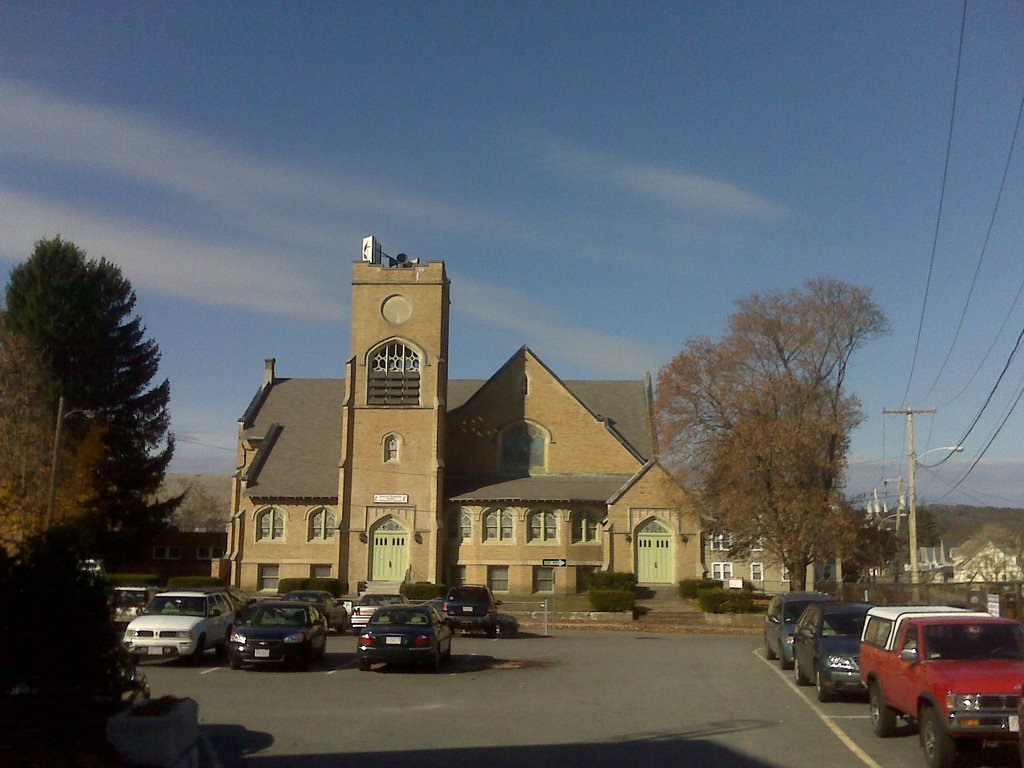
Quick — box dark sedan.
[227,601,328,670]
[282,590,352,634]
[792,601,871,701]
[357,604,453,671]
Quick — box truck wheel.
[869,682,897,737]
[920,704,956,768]
[793,657,810,686]
[189,635,206,664]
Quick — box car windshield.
[448,588,487,602]
[359,594,404,606]
[285,592,323,603]
[821,612,867,637]
[370,608,430,626]
[250,606,309,626]
[783,601,815,623]
[113,591,150,609]
[923,623,1024,660]
[144,596,206,617]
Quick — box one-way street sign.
[541,558,567,567]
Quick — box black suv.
[443,585,500,636]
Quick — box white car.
[123,590,236,662]
[350,593,409,630]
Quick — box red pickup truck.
[859,606,1024,768]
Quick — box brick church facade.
[223,250,703,595]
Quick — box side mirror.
[899,648,919,664]
[769,616,780,624]
[496,600,503,606]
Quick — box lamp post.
[46,395,94,527]
[908,443,963,601]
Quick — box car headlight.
[827,655,859,671]
[229,632,246,644]
[284,632,306,644]
[947,693,982,711]
[784,634,794,645]
[172,630,193,640]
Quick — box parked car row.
[763,594,1024,768]
[120,583,518,674]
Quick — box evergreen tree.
[4,236,179,555]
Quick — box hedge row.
[401,582,447,600]
[678,578,722,598]
[276,578,346,597]
[588,571,637,591]
[589,589,636,612]
[697,588,755,614]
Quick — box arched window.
[309,508,336,541]
[367,341,420,405]
[483,508,514,542]
[449,508,472,542]
[256,507,285,541]
[572,510,603,543]
[500,421,546,473]
[528,509,557,542]
[383,434,400,463]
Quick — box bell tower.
[340,239,450,588]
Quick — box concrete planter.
[106,696,199,767]
[703,612,762,627]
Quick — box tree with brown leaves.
[656,278,888,589]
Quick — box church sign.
[373,494,409,504]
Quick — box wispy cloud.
[531,136,786,221]
[0,188,346,321]
[456,276,671,377]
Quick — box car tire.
[215,627,231,658]
[431,650,441,672]
[229,655,242,670]
[869,682,897,737]
[763,635,777,660]
[779,650,794,670]
[793,656,810,685]
[486,623,497,638]
[358,657,371,672]
[920,704,956,768]
[189,635,206,663]
[815,667,834,702]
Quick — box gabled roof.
[446,474,634,504]
[239,349,656,499]
[240,378,344,499]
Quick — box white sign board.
[728,578,744,590]
[373,494,409,504]
[987,593,1001,616]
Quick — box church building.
[223,243,702,595]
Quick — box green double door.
[371,520,408,582]
[636,520,672,583]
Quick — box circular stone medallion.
[381,295,412,324]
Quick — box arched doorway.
[635,519,673,584]
[370,517,408,582]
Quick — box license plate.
[254,649,270,658]
[1010,716,1020,733]
[148,647,165,656]
[462,606,473,613]
[385,636,402,645]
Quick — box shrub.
[589,589,635,612]
[588,571,637,591]
[678,578,721,598]
[697,587,755,614]
[165,576,225,590]
[276,578,346,596]
[104,573,161,586]
[402,582,446,600]
[0,529,122,698]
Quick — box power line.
[924,86,1024,405]
[902,0,968,406]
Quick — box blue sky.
[2,2,1023,509]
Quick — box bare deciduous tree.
[656,278,888,589]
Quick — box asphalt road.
[140,629,1020,768]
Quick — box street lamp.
[46,395,95,527]
[908,444,963,600]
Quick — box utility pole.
[883,407,937,603]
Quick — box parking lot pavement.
[139,631,1020,768]
[753,646,1020,768]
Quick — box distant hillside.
[159,473,233,532]
[920,504,1024,544]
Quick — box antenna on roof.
[361,236,418,268]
